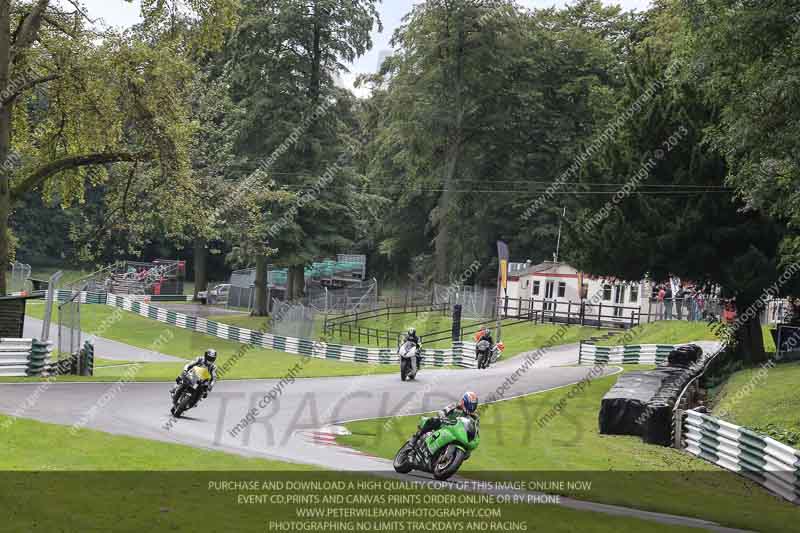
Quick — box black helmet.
[408,328,416,337]
[204,349,217,364]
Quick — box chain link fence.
[227,268,256,311]
[270,299,317,338]
[8,261,31,293]
[433,283,495,319]
[57,290,81,361]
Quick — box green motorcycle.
[393,415,480,480]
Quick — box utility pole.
[554,206,566,263]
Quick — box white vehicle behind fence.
[198,284,230,305]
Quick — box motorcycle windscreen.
[193,367,211,381]
[398,341,415,357]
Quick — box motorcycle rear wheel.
[433,445,466,481]
[393,442,414,474]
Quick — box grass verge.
[713,360,800,447]
[338,372,800,532]
[0,415,696,532]
[597,319,777,353]
[596,321,718,346]
[0,413,311,470]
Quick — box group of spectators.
[772,297,800,326]
[653,282,716,321]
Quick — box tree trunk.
[192,237,208,301]
[0,3,11,296]
[289,264,304,300]
[734,308,767,365]
[434,160,454,284]
[253,254,268,316]
[433,11,466,284]
[310,1,321,104]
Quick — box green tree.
[226,0,381,313]
[681,0,800,268]
[0,0,237,293]
[363,0,626,283]
[568,1,790,364]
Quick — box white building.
[504,261,655,325]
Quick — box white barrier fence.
[579,343,677,365]
[106,294,479,369]
[681,408,800,504]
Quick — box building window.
[524,279,529,289]
[533,281,540,296]
[630,285,639,302]
[558,282,566,298]
[603,285,612,301]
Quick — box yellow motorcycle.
[170,366,211,417]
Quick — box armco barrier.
[579,343,676,365]
[0,338,35,376]
[0,338,53,377]
[681,408,800,504]
[81,340,94,376]
[28,339,53,376]
[105,294,478,368]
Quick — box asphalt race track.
[0,344,613,468]
[0,340,743,531]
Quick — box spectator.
[657,285,666,320]
[694,289,705,321]
[722,298,737,324]
[675,285,685,320]
[686,286,694,321]
[665,285,673,320]
[788,297,800,326]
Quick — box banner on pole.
[497,241,510,292]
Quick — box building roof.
[514,261,577,277]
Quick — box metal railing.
[498,296,640,329]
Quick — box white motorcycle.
[398,340,421,381]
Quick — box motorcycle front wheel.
[172,392,193,418]
[393,442,414,474]
[433,445,466,481]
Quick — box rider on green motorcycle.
[410,391,479,446]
